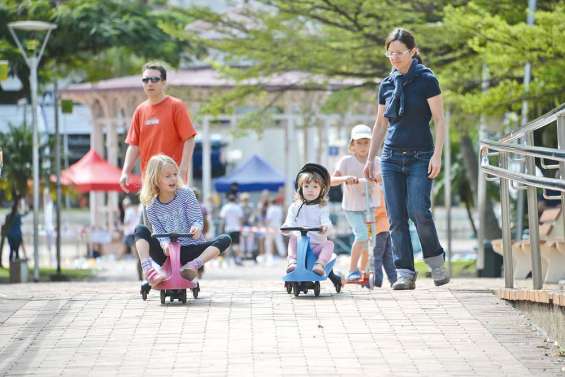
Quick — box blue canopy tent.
[214,155,285,192]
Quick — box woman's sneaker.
[145,267,167,287]
[431,264,450,286]
[392,275,416,290]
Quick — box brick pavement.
[0,261,564,377]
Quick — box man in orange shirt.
[120,62,196,191]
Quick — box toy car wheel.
[192,283,200,299]
[292,283,300,297]
[180,289,187,304]
[285,282,292,294]
[160,290,166,305]
[313,281,321,297]
[367,272,375,290]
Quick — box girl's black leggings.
[134,224,231,266]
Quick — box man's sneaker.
[312,262,325,276]
[392,275,416,290]
[181,259,203,281]
[347,269,361,281]
[145,267,167,287]
[431,264,450,286]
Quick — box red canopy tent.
[60,149,141,192]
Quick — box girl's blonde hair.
[139,154,184,205]
[295,171,328,206]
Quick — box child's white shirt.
[220,202,243,232]
[281,202,332,244]
[266,204,284,228]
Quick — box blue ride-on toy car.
[281,226,343,297]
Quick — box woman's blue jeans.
[380,148,444,277]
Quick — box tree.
[0,0,202,104]
[0,124,32,267]
[175,0,564,240]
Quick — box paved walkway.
[0,260,564,377]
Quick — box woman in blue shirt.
[363,28,449,290]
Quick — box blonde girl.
[135,154,231,286]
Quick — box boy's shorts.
[344,210,370,242]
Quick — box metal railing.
[480,103,565,289]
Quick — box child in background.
[220,193,244,265]
[239,193,257,259]
[135,154,231,286]
[373,158,397,287]
[331,124,379,281]
[282,163,342,289]
[265,196,286,263]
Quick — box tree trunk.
[0,235,4,268]
[459,132,502,240]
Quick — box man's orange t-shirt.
[125,96,196,173]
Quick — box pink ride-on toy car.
[140,232,200,304]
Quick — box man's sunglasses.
[142,76,162,84]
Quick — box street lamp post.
[8,20,56,282]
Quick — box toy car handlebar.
[280,226,323,235]
[152,232,193,242]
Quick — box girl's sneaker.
[181,258,204,281]
[145,267,167,287]
[312,262,325,276]
[286,260,297,273]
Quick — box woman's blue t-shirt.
[378,70,441,151]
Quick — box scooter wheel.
[313,281,321,297]
[192,283,200,299]
[160,290,166,305]
[292,283,300,297]
[367,272,375,290]
[285,282,292,294]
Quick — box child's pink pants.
[287,236,334,264]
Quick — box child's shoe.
[286,260,297,273]
[328,271,344,292]
[145,267,167,287]
[181,258,204,281]
[312,262,325,276]
[347,269,361,281]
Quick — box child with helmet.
[281,163,336,276]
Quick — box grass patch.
[0,266,95,283]
[415,259,477,278]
